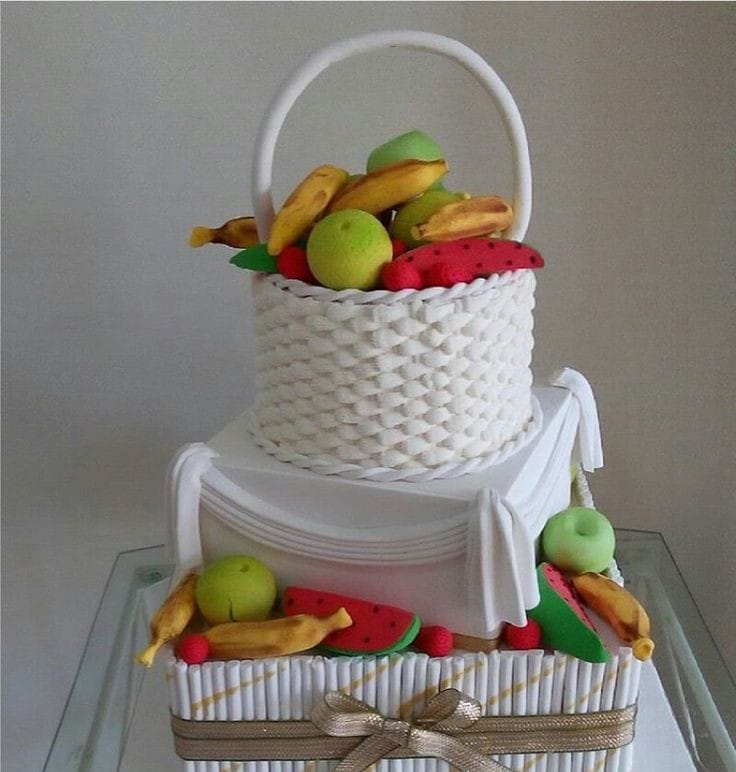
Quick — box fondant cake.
[140,31,654,772]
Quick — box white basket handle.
[251,30,532,243]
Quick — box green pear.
[390,189,469,249]
[367,130,446,190]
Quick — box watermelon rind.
[321,613,421,656]
[528,564,610,663]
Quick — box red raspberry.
[381,260,423,291]
[503,619,542,650]
[413,625,454,657]
[177,634,210,664]
[424,261,475,288]
[277,246,315,283]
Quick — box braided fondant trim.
[248,395,542,482]
[262,270,527,305]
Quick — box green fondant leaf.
[230,243,278,273]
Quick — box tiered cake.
[153,31,649,772]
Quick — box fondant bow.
[311,688,510,771]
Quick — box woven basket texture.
[250,270,536,472]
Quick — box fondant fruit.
[283,587,421,655]
[391,238,407,258]
[424,262,475,288]
[386,238,543,290]
[527,563,610,662]
[230,243,278,273]
[413,625,454,657]
[267,164,349,256]
[306,209,392,291]
[277,245,315,283]
[381,260,423,291]
[135,572,198,667]
[195,555,277,625]
[177,632,211,665]
[503,619,542,650]
[367,129,444,176]
[412,195,513,242]
[189,216,259,249]
[542,507,616,574]
[179,608,353,661]
[327,158,448,216]
[390,190,469,249]
[571,572,655,661]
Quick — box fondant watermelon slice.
[282,587,420,655]
[402,238,542,275]
[527,563,610,663]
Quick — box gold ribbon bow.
[311,688,510,772]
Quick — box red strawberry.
[277,246,315,283]
[381,260,423,291]
[424,262,475,288]
[177,634,210,664]
[413,625,454,657]
[391,239,407,258]
[503,619,542,650]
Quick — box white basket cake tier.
[249,270,538,477]
[246,29,536,481]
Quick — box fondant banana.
[411,195,513,242]
[135,572,198,667]
[267,164,349,256]
[202,607,353,659]
[327,158,448,216]
[190,216,260,249]
[570,572,655,661]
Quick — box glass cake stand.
[44,531,736,772]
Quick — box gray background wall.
[2,3,734,768]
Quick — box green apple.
[541,507,616,574]
[307,209,392,291]
[390,189,468,249]
[195,555,277,624]
[367,130,446,190]
[367,129,443,170]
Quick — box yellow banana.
[570,572,655,661]
[267,165,349,256]
[327,158,448,216]
[411,195,513,242]
[203,607,353,659]
[135,573,198,667]
[189,216,260,249]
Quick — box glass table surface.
[44,530,736,771]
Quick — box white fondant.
[251,31,532,243]
[550,367,603,472]
[250,270,537,477]
[205,385,574,527]
[165,443,218,580]
[168,382,590,636]
[167,648,642,771]
[465,489,539,631]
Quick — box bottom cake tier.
[167,647,641,772]
[162,378,643,771]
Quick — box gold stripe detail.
[521,752,546,770]
[191,667,277,714]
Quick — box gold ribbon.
[171,689,637,765]
[311,689,507,771]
